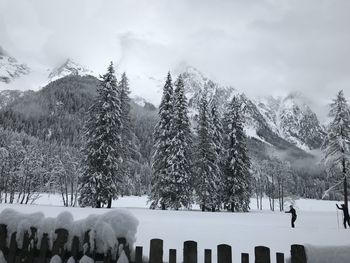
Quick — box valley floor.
[0,195,349,263]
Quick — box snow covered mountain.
[0,47,30,84]
[180,66,325,154]
[48,59,94,82]
[256,94,325,150]
[132,95,148,107]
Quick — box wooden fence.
[0,223,308,263]
[133,239,307,263]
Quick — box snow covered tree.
[119,72,135,195]
[222,96,252,212]
[210,91,225,207]
[79,62,123,208]
[195,90,221,211]
[166,75,193,209]
[150,72,174,209]
[322,90,350,213]
[210,93,224,158]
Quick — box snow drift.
[0,208,138,255]
[304,244,350,263]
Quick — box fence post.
[276,253,284,263]
[104,250,112,263]
[118,237,131,261]
[83,230,91,256]
[38,233,49,263]
[71,236,80,261]
[149,239,163,263]
[184,241,197,263]
[291,245,306,263]
[135,246,143,263]
[169,249,176,263]
[217,244,232,263]
[20,227,37,263]
[242,253,249,263]
[0,224,7,253]
[204,249,212,263]
[8,232,17,263]
[52,228,68,259]
[255,246,270,263]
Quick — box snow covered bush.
[0,208,138,256]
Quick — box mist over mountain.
[0,46,30,84]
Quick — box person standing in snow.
[336,204,350,229]
[285,205,297,228]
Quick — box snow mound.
[49,255,62,263]
[117,251,129,263]
[0,208,138,254]
[0,208,44,247]
[305,244,350,263]
[0,251,6,263]
[79,255,94,263]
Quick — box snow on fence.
[0,208,138,263]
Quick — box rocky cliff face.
[180,66,325,155]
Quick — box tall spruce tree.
[210,92,225,208]
[150,72,174,210]
[195,90,221,211]
[322,90,350,215]
[79,62,122,208]
[166,75,193,209]
[223,96,252,212]
[119,72,134,194]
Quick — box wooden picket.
[0,223,313,263]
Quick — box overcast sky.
[0,0,349,117]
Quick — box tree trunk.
[231,202,234,212]
[341,147,348,213]
[65,176,69,208]
[281,183,284,211]
[107,196,112,208]
[344,161,348,213]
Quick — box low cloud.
[0,0,349,111]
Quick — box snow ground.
[0,195,349,263]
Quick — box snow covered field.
[0,195,349,263]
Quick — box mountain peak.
[0,47,30,84]
[48,59,93,82]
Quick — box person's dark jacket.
[336,204,350,219]
[285,207,297,218]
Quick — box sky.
[0,0,350,118]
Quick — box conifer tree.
[195,90,221,211]
[166,75,193,209]
[210,91,225,208]
[222,96,252,212]
[150,72,174,210]
[79,62,122,208]
[210,93,224,157]
[322,90,350,213]
[119,72,134,195]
